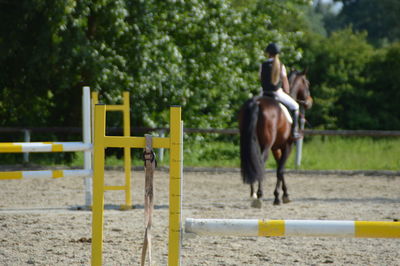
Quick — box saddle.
[258,94,293,124]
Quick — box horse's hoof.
[273,199,281,206]
[251,199,262,208]
[282,196,291,204]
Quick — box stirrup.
[292,130,303,140]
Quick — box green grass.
[176,136,400,170]
[298,136,400,170]
[4,136,400,171]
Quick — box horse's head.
[289,69,313,109]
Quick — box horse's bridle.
[290,73,312,130]
[290,74,311,109]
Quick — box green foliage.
[0,0,133,128]
[300,4,327,36]
[1,0,399,140]
[305,1,400,130]
[183,139,240,167]
[0,0,309,131]
[299,28,375,129]
[330,0,400,46]
[126,0,308,129]
[126,0,251,128]
[365,42,400,129]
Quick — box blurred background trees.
[304,0,400,129]
[0,0,399,133]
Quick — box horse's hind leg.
[272,146,292,205]
[255,150,267,200]
[250,183,257,199]
[250,183,263,208]
[251,149,268,208]
[275,146,292,204]
[282,146,293,203]
[281,173,290,204]
[251,181,262,208]
[273,180,281,205]
[271,149,282,205]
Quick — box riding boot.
[291,110,302,140]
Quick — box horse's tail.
[239,98,265,185]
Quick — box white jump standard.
[0,87,93,206]
[0,87,134,207]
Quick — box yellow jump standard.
[92,91,132,209]
[91,104,183,266]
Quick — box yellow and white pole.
[0,142,92,153]
[185,218,400,239]
[0,169,91,180]
[168,106,183,266]
[91,104,106,266]
[122,92,132,209]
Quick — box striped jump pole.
[1,88,136,208]
[0,169,92,180]
[185,218,400,239]
[0,86,93,206]
[0,142,92,153]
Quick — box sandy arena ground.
[0,169,399,265]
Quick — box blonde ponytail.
[271,55,281,85]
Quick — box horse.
[239,70,313,207]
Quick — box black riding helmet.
[265,43,280,55]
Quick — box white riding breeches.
[275,88,299,112]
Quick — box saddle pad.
[279,103,293,124]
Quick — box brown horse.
[239,70,313,207]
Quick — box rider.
[259,42,301,139]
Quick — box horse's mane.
[288,70,299,86]
[288,69,308,99]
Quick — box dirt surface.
[0,170,399,265]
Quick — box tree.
[0,0,310,131]
[299,28,375,129]
[328,0,400,46]
[125,0,310,128]
[365,42,400,129]
[0,0,133,129]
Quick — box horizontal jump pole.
[185,218,400,239]
[0,142,92,153]
[103,136,170,149]
[0,169,92,180]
